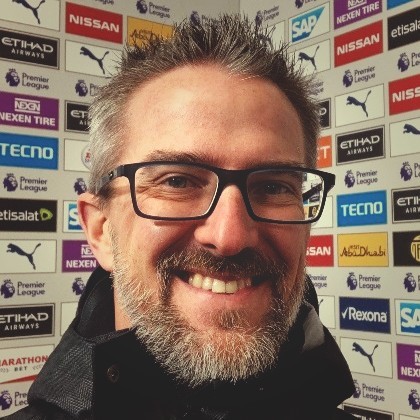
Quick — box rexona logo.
[389,74,420,115]
[397,343,420,383]
[62,240,98,272]
[0,28,59,69]
[335,21,383,67]
[317,98,331,129]
[63,201,82,232]
[306,234,333,267]
[289,3,330,44]
[65,102,88,133]
[396,300,420,336]
[336,126,384,164]
[66,2,122,44]
[392,187,420,223]
[343,404,393,420]
[393,231,420,267]
[388,5,420,50]
[0,198,56,232]
[334,0,382,29]
[340,297,390,333]
[337,190,387,227]
[0,304,54,339]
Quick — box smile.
[187,273,254,294]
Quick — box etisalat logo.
[344,169,378,188]
[346,271,381,291]
[73,178,87,195]
[72,277,85,295]
[409,389,420,410]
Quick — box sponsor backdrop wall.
[0,0,419,417]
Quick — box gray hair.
[88,14,320,200]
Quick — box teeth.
[188,273,252,294]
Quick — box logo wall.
[389,74,420,115]
[306,234,334,266]
[334,0,382,29]
[393,231,420,266]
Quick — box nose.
[193,185,259,256]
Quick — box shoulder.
[2,403,76,420]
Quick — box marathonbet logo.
[389,74,420,115]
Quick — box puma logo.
[12,0,46,25]
[352,342,378,372]
[298,45,320,71]
[7,243,41,270]
[80,46,109,75]
[403,123,420,135]
[346,90,371,117]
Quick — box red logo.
[66,2,122,44]
[389,74,420,115]
[317,135,332,168]
[334,21,383,67]
[306,235,334,267]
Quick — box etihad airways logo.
[335,21,383,67]
[389,74,420,115]
[66,2,122,44]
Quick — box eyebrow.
[142,150,306,169]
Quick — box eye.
[164,176,189,188]
[260,183,290,195]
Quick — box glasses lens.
[247,169,324,222]
[134,164,218,218]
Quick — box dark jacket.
[5,267,356,420]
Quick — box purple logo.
[0,390,12,411]
[345,170,356,188]
[409,389,420,410]
[3,173,18,192]
[398,53,410,72]
[405,273,417,292]
[353,380,361,398]
[334,0,382,29]
[73,178,87,195]
[5,69,20,87]
[0,91,58,131]
[343,70,353,87]
[347,272,357,290]
[190,11,201,26]
[136,0,147,13]
[1,279,15,299]
[255,11,263,27]
[62,240,97,273]
[398,344,420,384]
[75,80,88,97]
[401,162,413,181]
[295,0,304,8]
[72,277,85,295]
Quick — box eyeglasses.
[97,161,335,224]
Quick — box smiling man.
[7,15,355,420]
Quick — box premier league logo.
[75,80,88,97]
[404,273,417,292]
[190,11,201,26]
[0,279,15,299]
[353,380,361,399]
[409,389,420,410]
[5,69,20,87]
[0,390,12,411]
[347,272,357,291]
[400,162,413,181]
[344,170,355,188]
[136,0,147,13]
[74,178,87,195]
[397,53,410,72]
[255,11,263,28]
[72,278,85,295]
[342,70,353,88]
[3,174,18,192]
[295,0,304,8]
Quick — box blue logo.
[291,5,325,43]
[339,297,390,333]
[387,0,413,9]
[1,279,15,299]
[0,132,58,170]
[337,190,387,227]
[398,53,410,72]
[66,202,82,231]
[399,301,420,334]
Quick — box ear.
[77,192,113,272]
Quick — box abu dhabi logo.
[190,10,201,26]
[3,174,18,192]
[136,0,147,13]
[344,170,356,188]
[404,123,420,135]
[80,46,109,75]
[74,178,87,195]
[409,389,420,410]
[353,380,361,398]
[5,69,20,87]
[343,70,353,88]
[346,90,371,118]
[401,162,413,181]
[298,45,319,71]
[352,342,378,372]
[1,279,15,299]
[0,390,12,411]
[72,277,85,295]
[398,52,410,72]
[404,272,417,292]
[75,80,88,97]
[12,0,46,25]
[347,272,357,290]
[7,243,41,270]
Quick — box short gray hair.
[89,14,320,200]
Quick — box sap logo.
[0,390,12,411]
[345,170,356,188]
[3,173,18,192]
[72,277,85,295]
[409,389,420,410]
[353,380,361,398]
[75,80,88,97]
[392,86,420,103]
[400,302,420,333]
[291,6,325,43]
[401,162,413,181]
[65,202,82,232]
[14,98,40,114]
[73,178,87,195]
[1,279,15,299]
[5,69,20,87]
[306,246,331,256]
[404,272,417,292]
[136,0,148,13]
[343,70,353,87]
[398,52,410,72]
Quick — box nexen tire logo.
[290,4,330,44]
[340,297,390,333]
[397,300,420,335]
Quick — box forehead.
[122,64,305,168]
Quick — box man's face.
[102,65,309,385]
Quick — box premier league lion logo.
[72,278,85,295]
[3,174,18,192]
[397,53,410,72]
[404,273,416,293]
[347,272,357,291]
[409,389,420,410]
[74,178,87,195]
[190,11,201,26]
[136,0,147,13]
[75,80,88,97]
[5,69,20,87]
[400,162,413,181]
[353,381,361,399]
[255,11,263,28]
[344,170,355,188]
[342,70,353,88]
[0,279,15,299]
[0,391,12,411]
[295,0,304,8]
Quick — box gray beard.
[110,228,305,388]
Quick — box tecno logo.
[335,20,383,66]
[389,74,420,115]
[66,2,122,44]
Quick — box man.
[7,15,355,420]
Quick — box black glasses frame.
[97,161,335,224]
